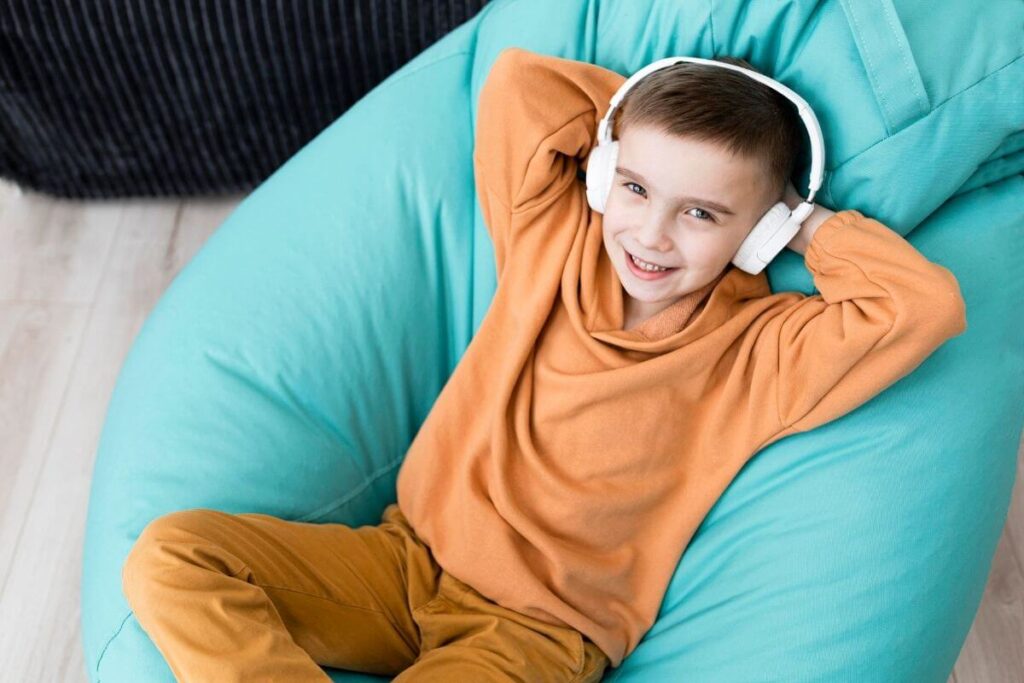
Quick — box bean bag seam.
[823,53,1024,209]
[94,609,134,680]
[708,0,717,55]
[376,49,473,95]
[841,0,929,134]
[299,454,406,523]
[825,53,1023,205]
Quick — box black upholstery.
[0,0,491,198]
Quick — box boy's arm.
[750,209,967,432]
[473,47,625,276]
[783,185,838,256]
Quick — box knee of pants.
[121,508,237,609]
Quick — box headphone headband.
[596,56,825,203]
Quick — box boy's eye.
[622,181,646,197]
[620,182,716,222]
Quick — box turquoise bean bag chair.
[82,0,1024,680]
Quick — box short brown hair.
[611,56,803,200]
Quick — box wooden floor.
[0,178,1020,681]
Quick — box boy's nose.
[632,218,674,252]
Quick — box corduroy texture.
[0,0,490,198]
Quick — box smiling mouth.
[626,249,677,269]
[624,249,679,279]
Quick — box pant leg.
[395,569,611,682]
[121,502,439,682]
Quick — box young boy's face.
[600,124,779,323]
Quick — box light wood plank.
[0,187,241,681]
[0,302,92,587]
[953,520,1024,681]
[0,190,121,304]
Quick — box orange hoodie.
[395,47,967,668]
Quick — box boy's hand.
[781,179,836,256]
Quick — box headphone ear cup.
[731,201,797,275]
[585,141,619,213]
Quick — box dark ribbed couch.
[0,0,490,198]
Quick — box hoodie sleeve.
[752,209,968,434]
[473,47,625,276]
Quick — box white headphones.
[585,56,825,275]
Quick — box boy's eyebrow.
[615,166,736,216]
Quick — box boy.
[121,47,967,682]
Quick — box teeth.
[631,254,669,272]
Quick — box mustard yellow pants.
[121,502,610,682]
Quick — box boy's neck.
[623,295,676,330]
[621,270,729,332]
